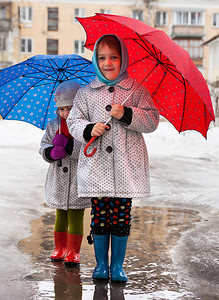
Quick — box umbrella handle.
[57,159,62,167]
[84,136,97,157]
[57,116,63,167]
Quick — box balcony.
[0,19,11,32]
[171,25,204,39]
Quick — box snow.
[145,120,219,163]
[1,118,218,161]
[1,118,218,201]
[1,117,218,217]
[140,120,219,215]
[0,118,218,299]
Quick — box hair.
[96,35,121,56]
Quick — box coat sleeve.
[39,119,57,163]
[67,89,91,144]
[125,84,159,134]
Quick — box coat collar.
[90,76,134,91]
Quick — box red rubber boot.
[50,231,68,261]
[64,234,83,266]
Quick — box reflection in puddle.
[18,206,201,299]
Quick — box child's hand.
[50,146,67,160]
[110,103,124,120]
[91,122,110,137]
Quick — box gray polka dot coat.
[67,77,159,199]
[39,117,90,210]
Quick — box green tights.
[54,209,84,235]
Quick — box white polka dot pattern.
[77,14,215,138]
[0,54,95,130]
[39,117,90,210]
[67,77,159,199]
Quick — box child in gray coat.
[40,81,90,265]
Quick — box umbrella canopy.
[77,13,215,138]
[0,54,95,130]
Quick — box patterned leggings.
[90,197,132,236]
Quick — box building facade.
[0,0,219,86]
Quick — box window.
[19,7,32,22]
[21,38,32,53]
[74,8,86,22]
[213,13,219,28]
[0,34,6,51]
[0,6,6,19]
[74,40,85,54]
[48,8,58,31]
[156,11,167,26]
[132,10,143,21]
[100,9,111,14]
[175,39,203,59]
[47,39,58,55]
[174,11,203,26]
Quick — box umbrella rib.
[164,65,184,84]
[47,59,69,81]
[1,55,96,130]
[24,67,61,82]
[25,60,91,73]
[179,77,187,133]
[41,97,54,131]
[128,55,157,68]
[41,59,68,130]
[2,63,63,120]
[25,62,62,78]
[48,59,96,83]
[4,67,74,121]
[162,61,185,82]
[47,58,94,79]
[21,66,95,84]
[204,104,207,137]
[138,35,166,64]
[10,61,96,90]
[130,35,185,83]
[25,59,94,82]
[41,57,95,130]
[151,70,167,97]
[124,35,162,66]
[41,76,60,130]
[132,36,159,61]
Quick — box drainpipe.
[17,5,21,63]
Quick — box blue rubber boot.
[92,234,110,279]
[110,235,128,282]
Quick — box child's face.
[97,42,121,81]
[59,106,72,119]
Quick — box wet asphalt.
[0,135,219,299]
[16,204,217,300]
[18,207,200,300]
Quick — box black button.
[63,167,68,173]
[108,86,114,93]
[106,146,113,153]
[106,104,112,111]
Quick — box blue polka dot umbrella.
[0,54,95,129]
[77,13,215,139]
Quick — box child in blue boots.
[67,35,159,280]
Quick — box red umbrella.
[77,13,215,142]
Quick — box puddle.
[18,206,201,299]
